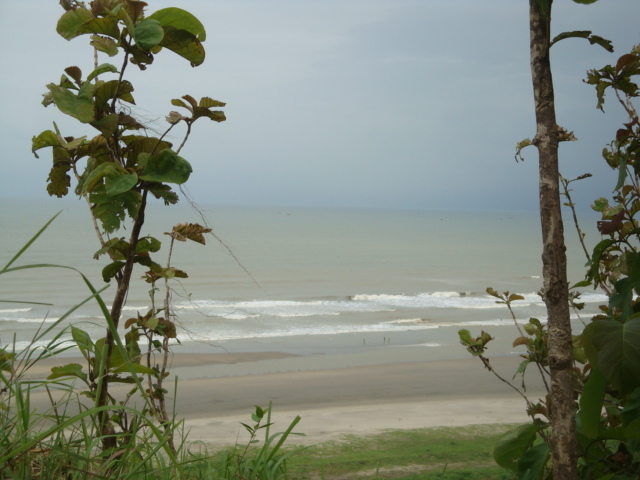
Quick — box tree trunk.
[528,1,577,478]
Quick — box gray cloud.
[1,1,637,212]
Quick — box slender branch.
[175,120,192,155]
[478,355,535,412]
[560,175,591,262]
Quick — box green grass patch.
[284,424,518,480]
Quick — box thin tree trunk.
[528,1,577,478]
[98,191,148,451]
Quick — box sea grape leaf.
[121,135,173,164]
[148,7,207,41]
[551,30,612,52]
[48,363,88,384]
[493,423,540,471]
[124,328,142,364]
[171,98,191,111]
[77,16,121,39]
[91,34,119,56]
[583,318,640,395]
[65,66,82,85]
[102,260,125,282]
[78,162,118,195]
[46,150,72,197]
[158,318,177,338]
[105,171,138,196]
[158,26,205,66]
[90,187,142,233]
[94,237,128,261]
[133,18,164,49]
[56,7,93,40]
[169,223,212,244]
[86,63,118,82]
[199,97,225,108]
[135,236,162,254]
[32,130,61,157]
[115,6,135,33]
[139,149,192,184]
[518,443,550,479]
[91,113,119,136]
[94,80,135,112]
[107,345,155,375]
[47,81,95,123]
[609,277,633,320]
[147,183,179,205]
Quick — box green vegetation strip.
[283,424,517,480]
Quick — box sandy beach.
[27,349,546,447]
[164,353,546,446]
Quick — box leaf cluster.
[464,41,640,479]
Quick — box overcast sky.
[1,1,638,212]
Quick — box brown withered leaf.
[124,317,138,329]
[513,336,529,348]
[167,223,212,244]
[597,210,625,235]
[157,318,177,338]
[65,66,83,85]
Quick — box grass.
[283,424,517,480]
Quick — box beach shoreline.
[30,351,544,447]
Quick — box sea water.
[0,199,607,362]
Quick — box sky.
[1,1,638,212]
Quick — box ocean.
[0,199,607,367]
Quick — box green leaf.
[86,63,118,82]
[148,7,206,41]
[94,80,135,112]
[102,260,125,282]
[572,0,600,3]
[91,34,119,56]
[76,16,121,39]
[199,97,225,108]
[90,113,119,136]
[610,277,633,320]
[584,318,640,394]
[493,423,540,471]
[32,130,61,158]
[139,149,192,184]
[79,162,121,195]
[133,18,164,49]
[518,443,550,479]
[622,388,640,427]
[90,187,141,233]
[136,237,161,254]
[171,98,192,111]
[94,237,128,261]
[71,326,94,361]
[56,7,93,40]
[158,26,205,66]
[48,363,88,384]
[579,367,606,438]
[47,81,95,123]
[105,171,138,196]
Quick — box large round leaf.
[133,18,164,49]
[139,149,192,184]
[148,7,206,41]
[493,423,540,471]
[586,318,640,395]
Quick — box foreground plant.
[31,0,225,456]
[460,42,640,480]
